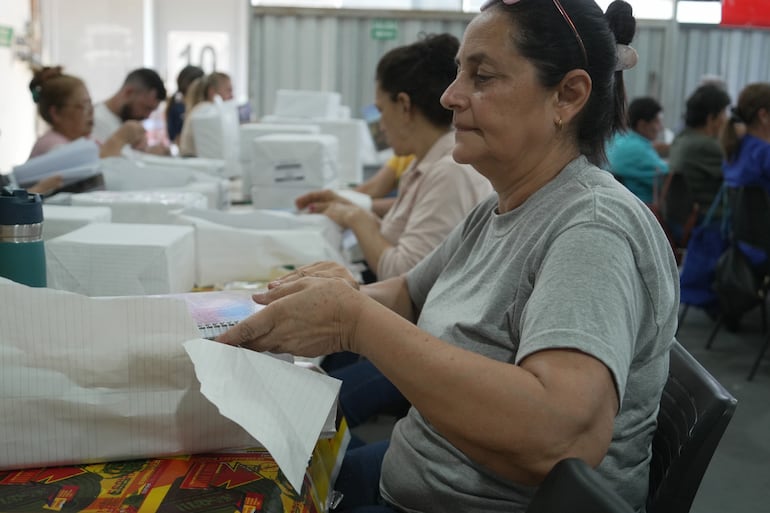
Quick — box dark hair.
[28,66,85,124]
[720,82,770,162]
[489,0,636,165]
[375,33,459,128]
[176,65,204,96]
[123,68,167,101]
[684,84,731,128]
[628,97,662,129]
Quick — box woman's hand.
[295,189,352,212]
[295,189,363,229]
[216,275,364,357]
[267,261,360,291]
[28,174,63,196]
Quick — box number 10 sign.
[167,30,231,83]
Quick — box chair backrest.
[647,341,738,513]
[661,172,698,227]
[526,458,634,513]
[728,185,770,252]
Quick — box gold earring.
[555,118,563,131]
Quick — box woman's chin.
[451,146,477,166]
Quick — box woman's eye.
[474,73,492,83]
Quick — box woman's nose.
[440,78,462,111]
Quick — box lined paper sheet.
[184,339,341,492]
[0,279,339,491]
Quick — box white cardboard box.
[173,209,347,286]
[273,89,342,119]
[42,204,112,241]
[248,133,338,209]
[70,190,208,224]
[46,223,195,296]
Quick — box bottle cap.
[0,187,44,225]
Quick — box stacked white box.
[101,157,229,210]
[42,204,112,241]
[249,134,339,209]
[46,223,195,296]
[70,190,208,224]
[273,89,342,120]
[173,208,347,286]
[238,123,321,200]
[188,99,241,178]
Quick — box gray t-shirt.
[380,156,679,513]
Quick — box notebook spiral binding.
[198,320,240,340]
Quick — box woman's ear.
[554,69,592,126]
[396,92,412,115]
[48,105,63,126]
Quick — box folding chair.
[526,458,634,513]
[659,172,701,264]
[705,185,770,380]
[647,341,738,513]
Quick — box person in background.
[92,68,168,154]
[606,96,669,204]
[668,83,731,211]
[721,83,770,192]
[166,65,204,146]
[717,82,770,331]
[355,154,415,218]
[296,34,492,430]
[0,170,62,197]
[178,71,233,157]
[28,66,146,159]
[218,1,677,512]
[295,34,492,283]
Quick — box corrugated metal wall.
[249,7,770,128]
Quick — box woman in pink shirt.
[28,66,145,159]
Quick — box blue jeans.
[330,359,410,428]
[333,441,396,512]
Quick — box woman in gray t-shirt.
[218,1,678,512]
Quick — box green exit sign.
[371,19,398,41]
[0,26,13,48]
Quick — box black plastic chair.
[526,458,634,513]
[705,185,770,380]
[647,341,738,513]
[660,172,701,264]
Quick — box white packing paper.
[0,280,340,494]
[184,338,341,492]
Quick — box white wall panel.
[249,8,470,119]
[0,0,37,171]
[41,0,145,104]
[249,7,770,134]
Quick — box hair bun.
[29,65,64,103]
[605,0,636,45]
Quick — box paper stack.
[46,222,196,296]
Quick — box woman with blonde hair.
[178,71,233,157]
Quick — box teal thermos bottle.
[0,187,47,287]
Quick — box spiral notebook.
[165,289,263,340]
